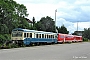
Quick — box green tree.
[35,16,55,32]
[57,25,69,34]
[0,0,29,44]
[0,0,29,34]
[83,28,90,39]
[32,17,35,26]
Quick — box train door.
[57,33,65,43]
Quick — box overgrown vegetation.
[0,0,29,48]
[83,28,90,40]
[0,43,21,49]
[0,34,11,44]
[83,38,89,42]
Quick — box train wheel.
[36,42,40,46]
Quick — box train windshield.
[12,31,22,37]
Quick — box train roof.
[35,31,56,34]
[12,28,56,34]
[12,28,36,32]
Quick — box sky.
[14,0,90,34]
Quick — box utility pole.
[55,9,57,32]
[77,21,78,31]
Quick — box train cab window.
[30,33,32,38]
[18,32,22,37]
[12,32,22,37]
[24,33,26,37]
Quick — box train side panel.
[23,31,57,45]
[65,35,74,43]
[75,36,82,42]
[23,38,57,45]
[57,33,66,43]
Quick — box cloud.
[57,18,90,33]
[14,0,90,33]
[15,0,90,22]
[56,18,75,33]
[56,0,90,22]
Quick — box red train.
[57,33,82,43]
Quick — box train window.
[18,32,22,37]
[65,36,72,38]
[42,34,44,38]
[27,33,29,37]
[12,32,16,37]
[47,35,48,38]
[24,33,26,37]
[60,36,64,38]
[48,35,49,38]
[39,34,41,38]
[51,35,53,38]
[45,34,47,38]
[48,35,50,38]
[54,35,56,39]
[49,35,51,38]
[30,33,32,38]
[12,32,22,37]
[36,34,38,38]
[53,35,54,38]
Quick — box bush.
[0,34,6,44]
[0,34,11,44]
[83,38,88,42]
[0,43,19,49]
[9,43,19,48]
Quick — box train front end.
[11,28,24,45]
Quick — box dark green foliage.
[0,43,19,49]
[8,43,19,48]
[0,0,29,45]
[83,38,88,42]
[34,16,69,33]
[0,0,29,34]
[35,16,55,32]
[29,24,36,30]
[0,24,9,34]
[83,28,90,40]
[72,32,77,35]
[57,25,69,34]
[0,34,11,44]
[32,17,35,26]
